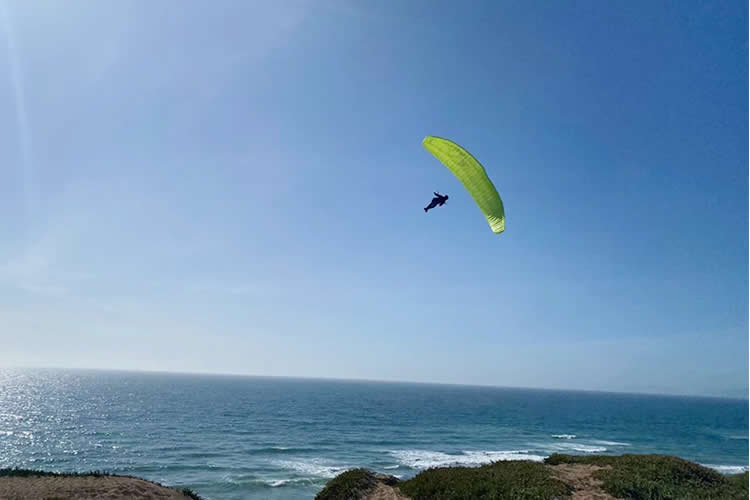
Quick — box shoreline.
[3,453,747,500]
[316,453,750,500]
[1,370,745,498]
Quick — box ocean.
[0,368,747,499]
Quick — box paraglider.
[422,136,505,234]
[424,192,449,212]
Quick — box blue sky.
[1,0,747,398]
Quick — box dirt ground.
[364,482,412,500]
[548,464,616,499]
[0,475,195,500]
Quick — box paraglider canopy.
[422,136,505,234]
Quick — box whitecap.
[223,475,312,488]
[703,464,749,474]
[389,449,545,470]
[272,458,350,478]
[535,442,607,454]
[592,440,630,447]
[382,464,400,470]
[552,434,576,439]
[569,445,607,453]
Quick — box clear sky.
[1,0,747,398]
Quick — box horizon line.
[3,364,747,402]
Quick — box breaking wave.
[390,449,545,470]
[552,434,576,439]
[703,464,750,474]
[272,458,350,479]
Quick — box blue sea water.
[0,369,747,499]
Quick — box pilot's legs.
[424,200,438,212]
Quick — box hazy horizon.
[3,365,747,401]
[1,0,747,399]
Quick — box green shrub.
[399,460,571,500]
[316,468,380,500]
[544,454,748,500]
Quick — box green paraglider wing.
[423,136,505,234]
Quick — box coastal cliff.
[1,454,746,499]
[315,454,749,500]
[0,469,203,500]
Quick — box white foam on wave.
[382,464,400,470]
[552,434,576,439]
[221,473,262,486]
[537,442,607,454]
[569,445,607,453]
[223,474,317,488]
[592,440,630,447]
[272,458,350,479]
[703,464,750,474]
[390,450,545,470]
[269,479,292,487]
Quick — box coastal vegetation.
[316,454,749,500]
